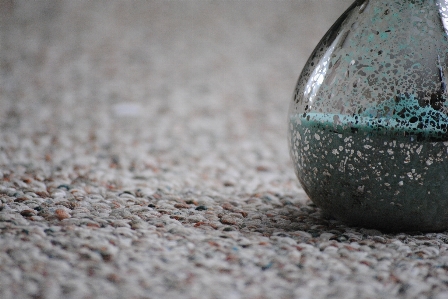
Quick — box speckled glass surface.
[288,0,448,231]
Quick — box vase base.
[289,113,448,232]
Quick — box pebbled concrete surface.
[3,1,448,299]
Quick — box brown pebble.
[209,223,219,229]
[222,203,248,217]
[208,241,220,247]
[194,222,206,227]
[35,191,49,198]
[22,177,33,183]
[55,209,71,220]
[238,211,248,217]
[174,203,190,209]
[107,273,121,283]
[222,203,235,211]
[14,197,28,202]
[101,253,113,262]
[220,216,237,225]
[256,165,269,172]
[86,222,100,228]
[111,201,121,209]
[20,209,36,217]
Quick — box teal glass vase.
[288,0,448,231]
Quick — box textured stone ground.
[2,1,448,298]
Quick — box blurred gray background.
[0,0,353,133]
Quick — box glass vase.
[288,0,448,231]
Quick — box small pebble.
[174,203,190,209]
[20,210,36,217]
[220,215,238,225]
[57,184,72,190]
[54,209,71,220]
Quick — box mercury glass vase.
[288,0,448,231]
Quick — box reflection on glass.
[438,0,448,35]
[303,32,345,110]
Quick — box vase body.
[288,0,448,231]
